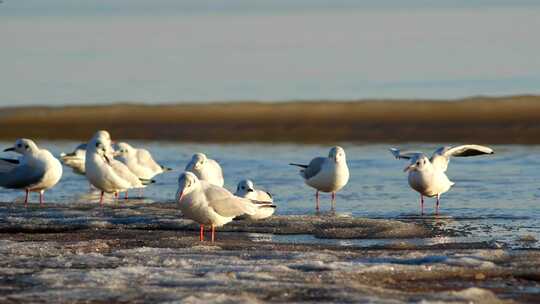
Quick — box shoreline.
[1,95,540,144]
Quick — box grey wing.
[0,164,45,189]
[439,145,494,158]
[0,158,19,173]
[204,184,258,217]
[303,157,326,179]
[389,148,423,161]
[431,145,494,172]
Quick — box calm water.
[0,141,539,248]
[2,0,540,105]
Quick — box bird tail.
[161,165,173,172]
[140,178,156,185]
[289,163,308,168]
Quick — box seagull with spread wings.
[390,145,494,215]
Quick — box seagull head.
[404,155,430,172]
[329,146,346,163]
[4,138,38,155]
[236,179,255,196]
[177,171,199,204]
[114,142,133,157]
[188,153,207,170]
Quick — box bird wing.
[203,183,258,217]
[108,158,143,188]
[0,162,45,189]
[389,148,424,161]
[136,149,163,173]
[0,158,19,174]
[290,157,326,180]
[431,145,494,172]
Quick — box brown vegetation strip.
[1,95,540,143]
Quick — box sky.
[1,0,540,106]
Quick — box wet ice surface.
[0,142,540,302]
[0,202,539,303]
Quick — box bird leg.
[435,195,440,215]
[138,188,143,198]
[24,189,29,208]
[39,191,44,207]
[114,192,119,199]
[315,191,320,213]
[199,225,205,241]
[331,192,336,212]
[99,191,104,207]
[124,191,129,200]
[211,224,216,243]
[420,194,424,215]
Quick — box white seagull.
[290,146,350,212]
[176,172,273,242]
[185,153,224,187]
[60,143,87,175]
[114,142,171,181]
[0,138,62,206]
[390,145,494,215]
[234,179,276,220]
[85,131,145,205]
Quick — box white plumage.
[185,153,224,187]
[234,179,276,220]
[0,138,62,206]
[390,144,494,215]
[176,172,259,242]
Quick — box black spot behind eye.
[17,144,22,148]
[95,143,99,147]
[241,186,245,190]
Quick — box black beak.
[3,147,15,152]
[247,188,254,192]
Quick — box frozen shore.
[0,201,538,303]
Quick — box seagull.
[234,179,276,220]
[85,131,146,205]
[60,143,87,175]
[176,172,272,242]
[114,142,171,181]
[390,145,494,215]
[0,138,63,206]
[289,146,349,212]
[185,153,224,187]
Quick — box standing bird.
[290,146,349,212]
[176,172,267,242]
[85,131,145,205]
[390,145,494,215]
[234,179,276,220]
[0,138,62,206]
[60,143,87,175]
[185,153,224,187]
[114,142,171,181]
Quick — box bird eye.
[25,145,29,149]
[241,186,245,190]
[95,143,99,147]
[416,162,420,165]
[17,144,22,148]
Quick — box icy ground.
[0,201,539,303]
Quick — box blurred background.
[1,0,540,106]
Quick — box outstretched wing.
[431,145,494,172]
[389,148,424,161]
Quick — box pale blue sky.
[1,0,540,106]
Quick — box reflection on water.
[0,141,539,248]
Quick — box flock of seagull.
[0,130,494,241]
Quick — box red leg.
[331,192,336,212]
[315,191,320,212]
[125,191,128,200]
[211,224,216,243]
[199,225,204,241]
[114,192,119,199]
[24,189,29,208]
[435,195,440,215]
[99,191,104,207]
[39,191,44,207]
[420,194,424,215]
